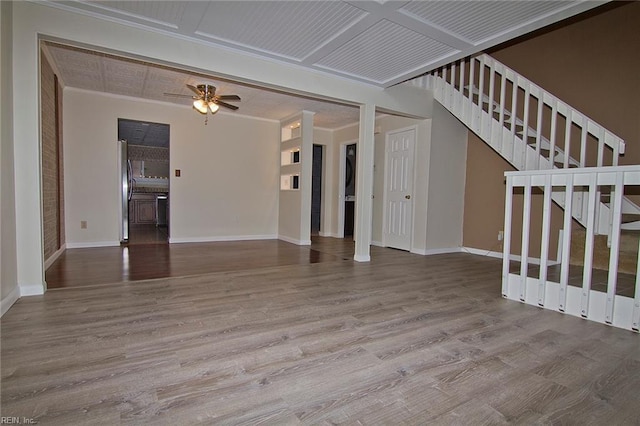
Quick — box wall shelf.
[279,111,314,245]
[281,148,301,166]
[280,174,300,190]
[281,121,301,142]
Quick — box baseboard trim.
[278,235,312,246]
[354,254,371,262]
[411,247,463,256]
[44,244,66,269]
[461,247,504,259]
[19,283,45,297]
[1,286,21,317]
[461,246,558,266]
[371,240,384,248]
[66,241,120,249]
[169,234,277,244]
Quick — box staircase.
[409,54,640,331]
[410,53,640,236]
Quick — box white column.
[354,103,375,262]
[299,110,315,244]
[13,4,45,295]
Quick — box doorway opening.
[344,143,357,238]
[311,144,323,236]
[119,119,170,245]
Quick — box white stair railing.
[410,53,638,235]
[502,165,640,331]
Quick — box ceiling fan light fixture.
[208,101,220,114]
[193,99,208,114]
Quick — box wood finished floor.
[45,238,345,289]
[3,238,640,424]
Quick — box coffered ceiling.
[45,0,604,87]
[41,1,605,129]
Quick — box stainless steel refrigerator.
[119,139,132,243]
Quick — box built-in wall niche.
[281,174,300,190]
[281,121,301,141]
[281,149,301,166]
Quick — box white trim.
[169,234,277,244]
[65,240,120,249]
[323,232,342,238]
[41,43,66,88]
[318,231,335,237]
[1,286,21,317]
[19,283,45,296]
[278,235,311,246]
[371,240,384,247]
[462,247,504,260]
[412,247,463,256]
[354,254,370,262]
[461,246,560,266]
[65,87,281,124]
[44,244,66,269]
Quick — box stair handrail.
[414,53,626,170]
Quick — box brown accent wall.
[463,2,640,255]
[41,51,64,261]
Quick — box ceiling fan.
[164,84,241,122]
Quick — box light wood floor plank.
[2,238,639,424]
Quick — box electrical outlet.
[81,220,87,229]
[498,230,504,241]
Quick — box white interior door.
[384,128,415,251]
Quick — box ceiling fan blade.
[186,84,203,96]
[216,100,239,111]
[163,93,195,98]
[217,95,241,101]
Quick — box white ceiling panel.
[400,1,574,44]
[92,1,187,28]
[41,1,607,129]
[315,19,455,84]
[196,1,366,60]
[45,1,605,87]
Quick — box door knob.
[405,195,411,199]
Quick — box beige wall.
[424,103,467,252]
[463,2,639,255]
[1,0,19,315]
[63,89,280,246]
[329,109,467,254]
